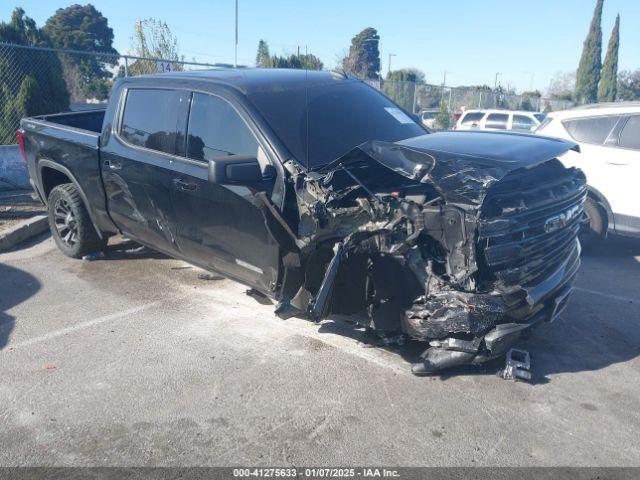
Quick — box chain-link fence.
[0,42,222,145]
[378,79,575,129]
[1,41,578,144]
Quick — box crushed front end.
[266,132,587,375]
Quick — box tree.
[44,4,116,53]
[43,4,118,100]
[342,27,380,79]
[255,41,324,71]
[0,8,69,144]
[617,70,640,101]
[382,68,425,112]
[598,14,619,102]
[128,18,184,75]
[576,0,603,104]
[271,53,323,70]
[520,90,541,111]
[434,100,451,130]
[256,39,271,67]
[548,71,576,101]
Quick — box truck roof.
[130,68,351,95]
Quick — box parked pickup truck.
[19,69,587,375]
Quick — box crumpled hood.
[320,131,579,206]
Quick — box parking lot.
[1,233,640,466]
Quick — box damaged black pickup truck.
[19,69,586,375]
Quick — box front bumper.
[410,240,580,375]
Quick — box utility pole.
[442,70,448,87]
[388,53,396,76]
[234,0,238,68]
[494,72,501,90]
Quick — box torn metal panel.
[264,131,586,375]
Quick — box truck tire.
[47,183,107,258]
[580,196,606,252]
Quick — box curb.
[0,215,49,252]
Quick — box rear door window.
[618,115,640,151]
[484,113,509,130]
[563,115,622,145]
[186,93,259,161]
[120,88,189,155]
[512,114,537,131]
[460,112,484,126]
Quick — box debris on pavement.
[500,348,532,381]
[246,288,273,305]
[82,251,105,261]
[198,272,225,281]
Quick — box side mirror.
[208,155,273,184]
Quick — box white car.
[419,108,439,130]
[453,109,545,132]
[536,102,640,243]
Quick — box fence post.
[412,83,418,114]
[124,56,129,77]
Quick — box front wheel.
[47,183,107,258]
[579,197,606,251]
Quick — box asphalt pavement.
[1,234,639,466]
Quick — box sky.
[2,0,639,93]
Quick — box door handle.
[173,178,198,191]
[104,159,122,170]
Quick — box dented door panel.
[100,88,190,255]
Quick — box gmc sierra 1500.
[19,69,587,375]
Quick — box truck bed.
[34,109,106,134]
[20,107,115,236]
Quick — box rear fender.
[37,159,106,240]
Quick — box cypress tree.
[598,14,620,102]
[576,0,604,104]
[255,40,271,67]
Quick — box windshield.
[247,77,426,169]
[534,113,546,123]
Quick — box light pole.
[494,72,501,90]
[388,53,396,76]
[234,0,238,68]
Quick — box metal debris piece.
[501,348,532,381]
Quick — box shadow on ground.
[0,263,41,351]
[101,238,169,261]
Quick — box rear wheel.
[47,183,107,258]
[580,197,606,251]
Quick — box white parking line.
[574,287,638,304]
[3,301,160,351]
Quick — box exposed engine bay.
[257,133,587,375]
